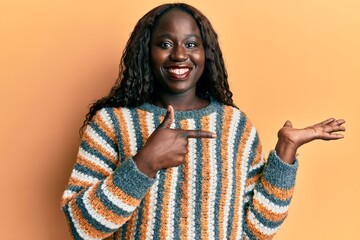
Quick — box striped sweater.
[61,99,298,240]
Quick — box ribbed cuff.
[263,150,298,189]
[113,158,155,199]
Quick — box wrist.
[133,153,158,178]
[275,139,297,164]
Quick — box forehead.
[152,9,201,36]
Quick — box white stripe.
[100,180,136,213]
[245,183,256,193]
[207,112,217,240]
[236,126,257,240]
[79,148,113,174]
[82,188,119,229]
[166,167,179,240]
[254,189,289,214]
[248,157,264,173]
[122,108,138,155]
[187,119,197,240]
[87,126,117,158]
[248,210,280,235]
[223,110,240,239]
[63,190,77,198]
[248,150,264,173]
[129,209,139,240]
[72,169,100,184]
[146,176,160,239]
[99,109,114,131]
[68,204,99,240]
[145,112,159,239]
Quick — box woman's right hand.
[133,105,216,178]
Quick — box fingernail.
[211,133,217,138]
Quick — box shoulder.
[221,104,253,126]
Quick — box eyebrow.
[154,33,201,39]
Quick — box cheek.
[193,50,205,67]
[151,49,167,67]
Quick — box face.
[150,9,205,96]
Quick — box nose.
[169,45,188,62]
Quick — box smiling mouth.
[166,67,192,79]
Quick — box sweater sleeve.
[243,137,298,239]
[60,108,155,240]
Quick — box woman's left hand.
[275,118,346,164]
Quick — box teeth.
[167,68,190,75]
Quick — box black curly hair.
[81,3,236,134]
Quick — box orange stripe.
[246,173,261,187]
[260,178,294,201]
[88,183,129,225]
[82,131,117,165]
[219,106,233,240]
[139,193,151,240]
[113,108,132,159]
[61,191,82,207]
[137,109,152,240]
[246,214,274,240]
[70,196,107,239]
[69,176,92,188]
[125,209,138,240]
[77,155,110,177]
[105,175,140,208]
[230,118,252,239]
[104,234,115,240]
[253,198,288,222]
[93,112,117,146]
[250,139,263,167]
[179,120,190,240]
[200,115,211,239]
[159,168,173,240]
[137,109,150,143]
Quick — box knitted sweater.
[61,99,298,240]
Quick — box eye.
[159,41,173,49]
[185,41,198,49]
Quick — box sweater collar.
[138,97,221,119]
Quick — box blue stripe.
[75,192,115,233]
[108,108,126,163]
[172,119,183,239]
[67,185,84,193]
[80,141,116,171]
[173,164,183,239]
[95,182,132,217]
[248,133,260,169]
[134,200,145,239]
[151,169,166,239]
[151,111,165,240]
[193,117,203,240]
[130,109,142,154]
[243,222,257,240]
[226,111,246,238]
[213,107,223,240]
[74,162,105,180]
[256,184,292,206]
[63,205,83,240]
[250,206,284,228]
[247,164,264,180]
[89,119,118,154]
[119,221,129,240]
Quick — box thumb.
[283,120,293,128]
[158,105,174,129]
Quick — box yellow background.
[1,0,359,239]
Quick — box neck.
[152,92,208,111]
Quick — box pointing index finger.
[182,130,216,139]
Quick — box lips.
[165,67,192,80]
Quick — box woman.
[61,3,345,239]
